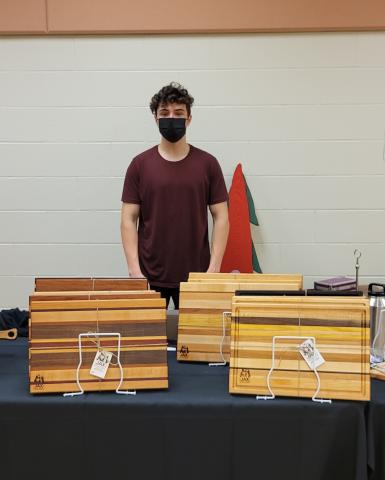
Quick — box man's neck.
[158,138,190,162]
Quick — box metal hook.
[354,249,362,265]
[354,249,362,291]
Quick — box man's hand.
[129,269,146,278]
[207,201,229,273]
[206,265,221,273]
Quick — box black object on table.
[235,289,306,296]
[1,339,385,480]
[306,289,364,296]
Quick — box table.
[1,338,384,480]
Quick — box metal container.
[369,283,385,363]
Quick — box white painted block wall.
[1,33,385,309]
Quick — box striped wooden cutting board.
[34,277,148,292]
[30,290,158,302]
[177,273,303,363]
[188,272,303,287]
[29,295,168,394]
[229,295,370,401]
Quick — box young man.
[121,82,229,309]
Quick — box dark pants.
[150,285,180,309]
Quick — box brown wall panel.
[1,0,385,34]
[0,0,47,33]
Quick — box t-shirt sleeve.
[121,158,141,204]
[208,157,228,205]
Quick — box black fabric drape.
[0,308,29,337]
[1,339,383,480]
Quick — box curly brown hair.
[150,82,194,116]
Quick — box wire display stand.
[64,332,136,397]
[209,311,232,367]
[256,335,331,404]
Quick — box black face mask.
[158,118,186,143]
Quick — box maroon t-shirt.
[121,145,228,288]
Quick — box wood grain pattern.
[177,273,303,363]
[29,295,168,394]
[370,367,385,381]
[0,328,18,340]
[229,295,370,401]
[30,290,158,302]
[188,273,303,287]
[34,277,148,292]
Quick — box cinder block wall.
[1,33,385,309]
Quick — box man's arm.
[120,202,145,278]
[207,201,229,273]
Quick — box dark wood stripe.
[31,322,166,339]
[31,338,166,348]
[231,367,369,376]
[234,350,366,362]
[31,293,158,301]
[31,377,168,385]
[236,316,369,328]
[31,306,164,312]
[35,278,148,292]
[30,349,167,368]
[31,319,164,326]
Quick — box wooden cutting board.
[177,273,303,363]
[29,295,168,394]
[34,277,148,292]
[370,367,385,381]
[0,328,17,340]
[188,272,303,287]
[30,290,158,302]
[229,295,370,401]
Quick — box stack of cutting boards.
[229,295,370,401]
[177,273,303,363]
[29,278,168,394]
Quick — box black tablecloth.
[368,380,385,480]
[1,339,385,480]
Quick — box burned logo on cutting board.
[239,369,251,383]
[179,345,189,358]
[33,374,45,389]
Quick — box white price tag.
[90,350,113,379]
[299,339,325,370]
